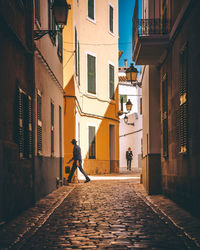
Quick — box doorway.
[109,124,115,173]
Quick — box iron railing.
[137,19,171,36]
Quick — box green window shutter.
[88,0,94,20]
[179,44,188,154]
[51,102,54,155]
[75,28,77,75]
[109,5,113,33]
[78,41,80,84]
[37,93,42,154]
[22,93,29,159]
[87,54,96,94]
[120,95,127,103]
[162,74,168,158]
[109,64,114,99]
[89,126,96,159]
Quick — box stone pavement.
[0,175,200,249]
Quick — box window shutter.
[162,74,168,158]
[35,0,40,24]
[28,96,32,158]
[109,64,114,99]
[18,88,24,158]
[109,5,113,33]
[78,41,80,84]
[88,54,96,94]
[75,28,77,75]
[179,45,188,154]
[140,97,142,115]
[37,93,42,154]
[51,102,54,155]
[57,29,63,61]
[89,126,96,159]
[88,0,94,20]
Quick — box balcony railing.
[137,19,171,36]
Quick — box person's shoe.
[84,178,90,183]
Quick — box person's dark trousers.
[68,160,90,182]
[127,160,131,170]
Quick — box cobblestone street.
[0,176,200,249]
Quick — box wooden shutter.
[109,5,114,33]
[18,88,24,158]
[78,41,80,84]
[35,0,40,24]
[28,96,32,158]
[51,101,54,155]
[89,126,96,159]
[109,64,114,99]
[162,73,168,158]
[75,27,77,75]
[37,92,42,154]
[88,0,94,20]
[87,54,96,94]
[57,29,63,61]
[179,44,188,154]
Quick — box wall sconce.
[118,98,135,126]
[126,63,142,87]
[34,0,71,40]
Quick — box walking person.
[126,147,133,171]
[67,139,90,183]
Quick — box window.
[140,97,142,115]
[120,95,127,103]
[35,0,40,25]
[162,74,168,158]
[16,87,32,159]
[57,29,63,61]
[75,27,78,76]
[109,64,114,99]
[87,54,96,94]
[51,101,54,156]
[78,41,80,84]
[179,44,188,154]
[88,0,95,20]
[109,4,114,33]
[48,0,56,45]
[37,91,42,154]
[89,126,96,159]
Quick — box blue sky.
[118,0,135,67]
[119,0,142,69]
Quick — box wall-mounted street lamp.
[125,63,142,87]
[118,98,135,126]
[34,0,71,40]
[124,114,134,126]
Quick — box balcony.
[132,18,171,65]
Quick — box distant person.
[126,147,133,171]
[67,139,90,183]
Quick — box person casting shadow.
[67,139,90,183]
[126,147,133,171]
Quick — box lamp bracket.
[34,30,60,40]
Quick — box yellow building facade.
[63,0,119,178]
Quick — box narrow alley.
[0,176,200,249]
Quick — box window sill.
[86,16,96,24]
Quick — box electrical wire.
[63,41,132,46]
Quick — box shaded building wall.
[160,0,200,216]
[0,1,34,221]
[142,65,161,194]
[33,0,64,201]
